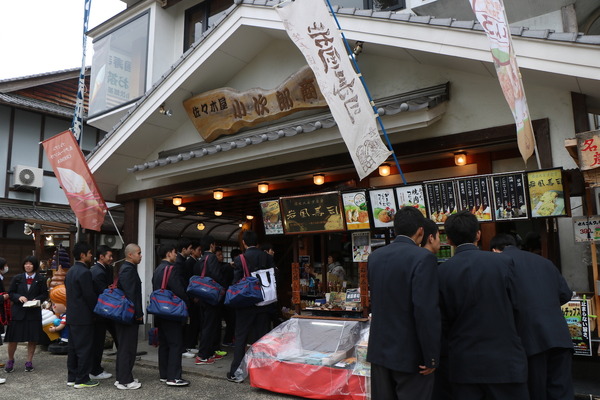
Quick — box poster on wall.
[527,169,567,218]
[456,176,493,221]
[369,188,397,229]
[280,192,345,234]
[260,200,284,235]
[425,180,458,224]
[351,231,371,262]
[395,185,427,217]
[342,191,370,230]
[562,300,593,356]
[491,173,528,220]
[572,216,600,242]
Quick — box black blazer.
[438,244,527,384]
[183,256,198,283]
[152,260,189,305]
[118,261,143,324]
[91,262,114,296]
[194,252,227,288]
[65,261,98,325]
[367,235,441,373]
[8,273,48,322]
[502,246,573,355]
[232,247,275,284]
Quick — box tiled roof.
[0,93,74,118]
[0,204,75,225]
[0,67,82,85]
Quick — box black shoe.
[166,379,189,386]
[226,373,243,383]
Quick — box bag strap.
[109,267,119,289]
[201,257,208,278]
[161,265,173,290]
[240,255,250,277]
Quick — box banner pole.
[107,209,125,246]
[323,0,407,185]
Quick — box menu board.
[280,192,345,234]
[369,188,397,228]
[562,300,592,356]
[456,177,493,221]
[395,185,427,217]
[342,191,370,230]
[425,181,458,224]
[573,216,600,242]
[491,173,528,220]
[527,169,567,218]
[352,231,371,262]
[260,200,284,235]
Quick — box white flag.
[277,0,391,180]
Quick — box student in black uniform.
[152,243,190,386]
[491,233,574,400]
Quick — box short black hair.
[73,242,92,261]
[190,239,202,250]
[243,230,258,247]
[394,206,425,237]
[523,232,541,252]
[231,249,242,259]
[260,243,273,252]
[177,237,192,252]
[22,255,39,272]
[201,235,216,251]
[96,244,113,258]
[420,218,439,247]
[157,243,176,259]
[0,257,6,269]
[490,233,517,251]
[215,246,223,253]
[444,211,479,246]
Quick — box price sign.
[562,300,592,356]
[573,216,600,242]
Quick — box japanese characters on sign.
[280,192,344,234]
[395,185,427,218]
[351,231,371,262]
[492,173,528,220]
[456,177,493,221]
[260,200,284,235]
[562,300,592,356]
[342,191,370,230]
[526,169,567,218]
[425,181,458,224]
[572,216,600,242]
[369,188,397,229]
[183,66,328,142]
[576,130,600,171]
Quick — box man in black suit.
[114,243,143,390]
[152,244,190,386]
[491,233,574,400]
[183,240,202,354]
[65,242,99,388]
[90,245,116,380]
[439,211,528,399]
[367,206,440,399]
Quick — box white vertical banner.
[277,0,391,180]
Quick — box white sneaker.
[90,371,112,380]
[182,351,195,358]
[67,382,75,387]
[116,381,141,390]
[0,377,6,384]
[188,349,199,354]
[114,378,139,387]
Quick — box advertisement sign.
[456,176,493,221]
[342,191,370,230]
[562,300,593,356]
[425,180,458,224]
[280,192,344,234]
[573,216,600,242]
[351,231,371,262]
[395,185,427,217]
[260,200,284,235]
[369,188,397,229]
[527,169,567,218]
[491,173,528,220]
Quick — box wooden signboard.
[280,192,344,234]
[183,65,328,142]
[576,130,600,171]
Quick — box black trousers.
[115,322,139,385]
[157,318,184,381]
[432,356,453,400]
[222,305,235,344]
[528,348,574,400]
[228,306,270,376]
[90,318,117,375]
[198,302,221,359]
[452,382,529,400]
[371,362,434,400]
[184,301,201,350]
[67,324,94,384]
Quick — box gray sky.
[0,0,125,80]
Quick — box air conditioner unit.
[12,165,44,189]
[100,234,121,249]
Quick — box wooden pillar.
[122,200,139,247]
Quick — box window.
[89,12,150,117]
[184,0,234,51]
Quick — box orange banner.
[42,130,107,231]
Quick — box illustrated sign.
[342,191,370,230]
[562,300,592,356]
[351,231,371,262]
[573,216,600,242]
[577,130,600,171]
[491,173,528,220]
[527,169,567,218]
[183,66,328,142]
[260,200,284,235]
[395,185,426,217]
[456,176,493,221]
[369,188,397,228]
[425,181,458,224]
[280,192,344,234]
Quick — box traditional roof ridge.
[0,67,84,85]
[0,92,75,118]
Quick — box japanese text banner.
[276,0,391,180]
[469,0,536,163]
[42,130,107,231]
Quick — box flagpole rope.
[323,0,407,185]
[107,209,125,246]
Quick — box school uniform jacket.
[438,244,527,384]
[90,262,114,296]
[232,247,275,284]
[502,245,573,356]
[65,261,98,325]
[152,260,189,306]
[118,261,143,324]
[194,252,227,288]
[8,273,48,321]
[367,235,441,373]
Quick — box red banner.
[42,130,107,231]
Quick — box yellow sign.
[526,169,566,217]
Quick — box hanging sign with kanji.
[576,130,600,171]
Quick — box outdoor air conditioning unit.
[100,234,122,249]
[12,165,44,189]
